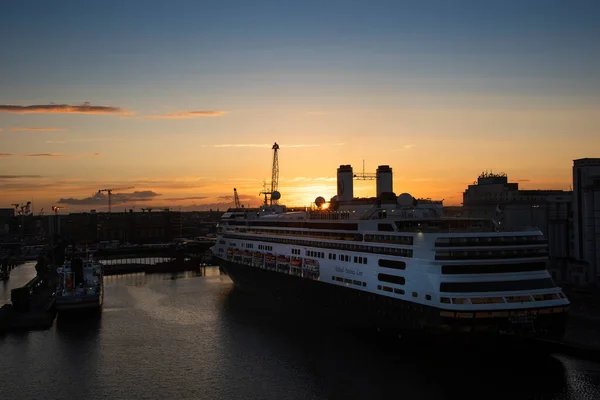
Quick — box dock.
[0,275,56,333]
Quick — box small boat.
[55,257,103,313]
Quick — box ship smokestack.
[337,165,354,202]
[376,165,393,198]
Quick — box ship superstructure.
[214,151,569,339]
[56,257,104,312]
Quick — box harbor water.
[1,262,600,399]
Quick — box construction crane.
[270,142,279,204]
[233,188,241,208]
[259,142,281,206]
[11,202,32,216]
[98,187,134,213]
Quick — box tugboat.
[55,257,104,313]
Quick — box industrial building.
[461,171,574,284]
[572,158,600,287]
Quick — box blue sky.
[1,0,599,210]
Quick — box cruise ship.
[214,163,570,339]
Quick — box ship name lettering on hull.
[334,266,363,276]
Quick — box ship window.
[377,285,382,290]
[378,259,406,270]
[353,280,362,286]
[354,256,358,263]
[394,288,405,295]
[425,295,432,301]
[335,277,343,282]
[362,282,366,287]
[383,286,393,292]
[378,273,405,285]
[441,262,547,274]
[439,278,556,293]
[412,292,418,298]
[378,223,394,232]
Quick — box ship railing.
[307,211,351,220]
[358,205,380,220]
[394,226,539,233]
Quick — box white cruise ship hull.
[220,258,568,340]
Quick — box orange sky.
[1,103,595,213]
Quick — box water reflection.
[219,287,580,400]
[103,265,224,287]
[1,266,598,399]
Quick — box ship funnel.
[337,165,354,202]
[376,165,393,198]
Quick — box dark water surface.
[2,263,600,400]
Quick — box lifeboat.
[253,252,263,258]
[277,256,290,263]
[233,249,242,255]
[290,259,302,267]
[265,254,275,261]
[227,249,234,255]
[242,251,253,257]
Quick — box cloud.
[283,144,320,148]
[211,143,271,148]
[9,127,65,131]
[206,143,324,148]
[26,153,62,157]
[217,194,256,201]
[0,175,42,179]
[0,103,130,115]
[92,153,103,157]
[0,153,12,157]
[145,110,227,119]
[287,176,337,182]
[163,196,209,201]
[46,137,123,144]
[58,190,161,206]
[399,144,416,151]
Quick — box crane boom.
[270,142,279,205]
[233,188,241,208]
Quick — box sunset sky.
[1,0,599,213]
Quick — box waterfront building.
[572,158,600,287]
[462,172,573,284]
